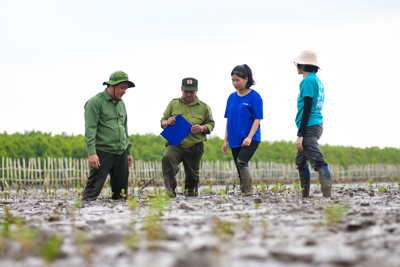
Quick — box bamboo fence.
[1,157,399,188]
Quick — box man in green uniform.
[161,77,215,197]
[82,70,135,201]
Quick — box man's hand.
[162,117,176,129]
[128,155,133,167]
[296,136,304,151]
[167,117,176,126]
[89,154,100,169]
[222,141,228,155]
[191,124,202,134]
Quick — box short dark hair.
[297,64,318,73]
[231,64,255,88]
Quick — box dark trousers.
[295,124,327,170]
[162,142,204,191]
[82,149,129,201]
[231,141,260,182]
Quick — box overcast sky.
[1,0,400,149]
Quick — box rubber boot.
[317,165,332,198]
[298,167,310,198]
[237,159,252,196]
[187,188,198,197]
[163,169,177,197]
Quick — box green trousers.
[82,149,129,201]
[162,142,204,192]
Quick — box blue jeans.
[295,124,327,171]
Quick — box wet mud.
[1,182,400,267]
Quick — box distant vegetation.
[1,131,400,165]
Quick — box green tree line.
[0,131,399,166]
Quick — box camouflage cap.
[181,77,198,91]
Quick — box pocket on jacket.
[117,111,126,122]
[192,115,204,125]
[101,109,116,121]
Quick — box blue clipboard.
[161,114,192,146]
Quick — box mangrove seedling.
[1,206,42,258]
[74,199,82,209]
[315,181,321,192]
[3,191,10,200]
[181,186,189,198]
[75,229,93,261]
[124,232,139,251]
[367,180,374,189]
[260,219,268,241]
[142,196,170,241]
[321,202,350,226]
[153,187,163,197]
[128,197,139,211]
[279,183,287,193]
[138,176,145,188]
[202,183,215,196]
[378,186,385,194]
[260,182,267,193]
[224,182,231,195]
[293,182,302,196]
[130,187,135,197]
[218,189,227,200]
[251,183,256,194]
[121,189,127,200]
[241,214,252,234]
[40,235,63,264]
[270,184,279,195]
[213,218,234,241]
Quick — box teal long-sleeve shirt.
[84,89,132,156]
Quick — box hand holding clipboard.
[161,114,192,146]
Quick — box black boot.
[187,189,198,197]
[298,167,310,198]
[317,165,332,198]
[237,159,252,196]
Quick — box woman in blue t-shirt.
[222,64,263,196]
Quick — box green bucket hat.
[103,71,135,88]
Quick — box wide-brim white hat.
[290,50,320,69]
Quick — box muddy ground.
[1,181,400,267]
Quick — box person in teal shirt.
[295,72,324,129]
[82,71,135,201]
[291,50,332,198]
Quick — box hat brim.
[290,58,320,69]
[181,86,197,91]
[103,80,135,88]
